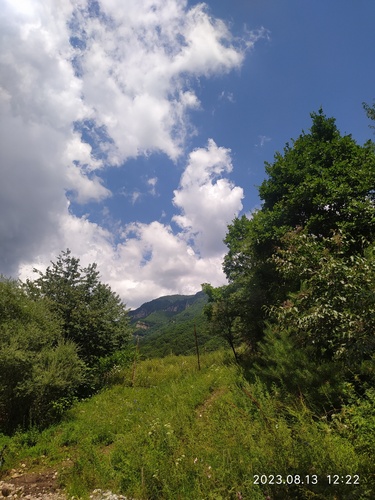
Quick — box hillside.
[129,291,226,357]
[130,291,206,320]
[129,291,207,332]
[0,351,373,499]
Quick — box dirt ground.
[0,469,134,499]
[0,468,66,499]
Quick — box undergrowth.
[0,350,373,499]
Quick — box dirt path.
[0,468,66,499]
[195,387,227,418]
[0,470,136,499]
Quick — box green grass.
[1,350,374,499]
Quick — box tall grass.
[1,350,373,499]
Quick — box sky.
[1,0,375,309]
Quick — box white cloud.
[131,191,141,205]
[20,215,228,309]
[66,162,111,204]
[256,135,271,148]
[1,0,258,306]
[18,148,241,307]
[147,177,158,196]
[70,0,246,163]
[219,91,235,103]
[172,139,244,257]
[107,220,228,308]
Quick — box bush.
[252,326,346,413]
[0,278,84,432]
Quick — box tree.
[202,283,242,361]
[221,110,375,346]
[363,100,375,129]
[253,230,375,410]
[25,250,132,365]
[269,231,375,367]
[0,277,84,431]
[259,109,375,246]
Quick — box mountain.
[129,292,207,326]
[129,291,225,358]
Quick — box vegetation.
[1,351,374,499]
[130,293,207,332]
[25,249,132,366]
[206,110,375,407]
[0,251,133,433]
[220,109,375,346]
[202,283,242,361]
[132,292,226,358]
[138,313,225,359]
[363,100,375,130]
[0,278,84,432]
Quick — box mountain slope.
[129,291,206,328]
[129,291,225,357]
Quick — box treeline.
[138,313,226,359]
[0,250,132,433]
[204,108,375,416]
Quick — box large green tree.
[26,250,132,365]
[222,110,375,346]
[258,109,375,246]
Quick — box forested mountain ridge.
[129,291,224,358]
[129,290,206,325]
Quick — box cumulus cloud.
[110,140,244,306]
[1,0,258,306]
[19,214,229,309]
[101,220,229,308]
[70,0,245,163]
[0,0,99,275]
[172,140,244,257]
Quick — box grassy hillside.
[1,351,373,499]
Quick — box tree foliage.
[205,109,375,413]
[202,283,242,361]
[0,278,84,432]
[363,100,375,130]
[259,111,375,247]
[253,231,375,410]
[26,249,132,365]
[222,110,375,346]
[269,231,375,365]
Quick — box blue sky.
[1,0,375,308]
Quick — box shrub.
[0,278,84,432]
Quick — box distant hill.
[129,291,206,327]
[129,291,225,358]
